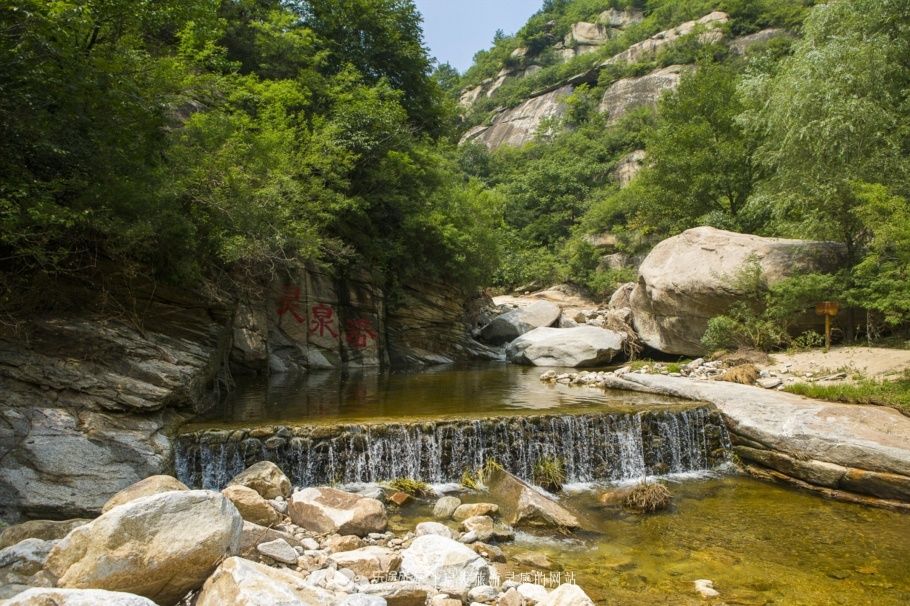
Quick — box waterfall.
[176,407,730,490]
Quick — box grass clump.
[720,364,759,385]
[461,469,480,490]
[533,456,566,493]
[784,371,910,416]
[623,481,672,513]
[387,478,433,497]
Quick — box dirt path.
[758,346,910,382]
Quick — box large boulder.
[507,326,626,367]
[227,461,292,500]
[288,487,387,537]
[45,490,242,606]
[102,475,188,513]
[1,588,158,605]
[399,535,492,598]
[222,485,282,526]
[599,65,688,123]
[479,301,561,345]
[196,556,338,606]
[631,227,844,356]
[486,469,580,529]
[0,519,89,550]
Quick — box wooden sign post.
[815,301,840,353]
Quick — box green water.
[390,476,910,605]
[186,364,686,429]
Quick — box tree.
[745,0,910,258]
[634,60,756,234]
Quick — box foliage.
[701,259,838,353]
[533,456,567,493]
[784,371,910,416]
[0,0,497,300]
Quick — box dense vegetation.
[1,0,907,347]
[0,0,498,309]
[454,0,909,344]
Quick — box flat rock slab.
[611,374,910,502]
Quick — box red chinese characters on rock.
[345,318,378,349]
[309,303,339,338]
[276,286,305,323]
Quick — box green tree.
[745,0,910,258]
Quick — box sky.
[414,0,543,73]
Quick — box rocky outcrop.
[631,227,845,356]
[45,490,243,605]
[613,149,646,187]
[459,86,573,150]
[479,301,561,345]
[0,289,230,521]
[730,28,793,55]
[602,11,728,66]
[288,487,387,537]
[399,535,492,597]
[605,373,910,508]
[196,556,339,606]
[507,326,626,367]
[327,546,401,580]
[599,65,688,123]
[486,468,580,529]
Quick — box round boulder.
[506,326,626,367]
[289,487,387,537]
[45,490,242,606]
[630,226,844,356]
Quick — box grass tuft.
[387,477,433,497]
[532,456,566,492]
[784,370,910,416]
[720,364,759,385]
[623,481,672,513]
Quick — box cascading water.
[176,407,730,489]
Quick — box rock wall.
[0,292,231,520]
[459,85,573,149]
[599,65,689,123]
[0,270,488,520]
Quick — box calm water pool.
[390,475,910,605]
[188,364,686,428]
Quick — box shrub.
[720,364,759,385]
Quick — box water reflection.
[194,364,686,426]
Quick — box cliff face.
[460,13,790,152]
[0,270,489,520]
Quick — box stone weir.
[175,406,730,489]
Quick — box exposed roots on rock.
[603,314,642,361]
[623,482,672,513]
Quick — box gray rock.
[600,65,688,123]
[486,468,580,529]
[227,461,292,500]
[507,326,626,367]
[460,87,573,151]
[540,583,595,606]
[400,535,492,597]
[256,538,299,564]
[432,496,461,520]
[757,377,783,389]
[480,301,561,346]
[415,522,455,540]
[0,519,89,550]
[338,595,388,606]
[0,538,56,577]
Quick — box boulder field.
[0,463,597,605]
